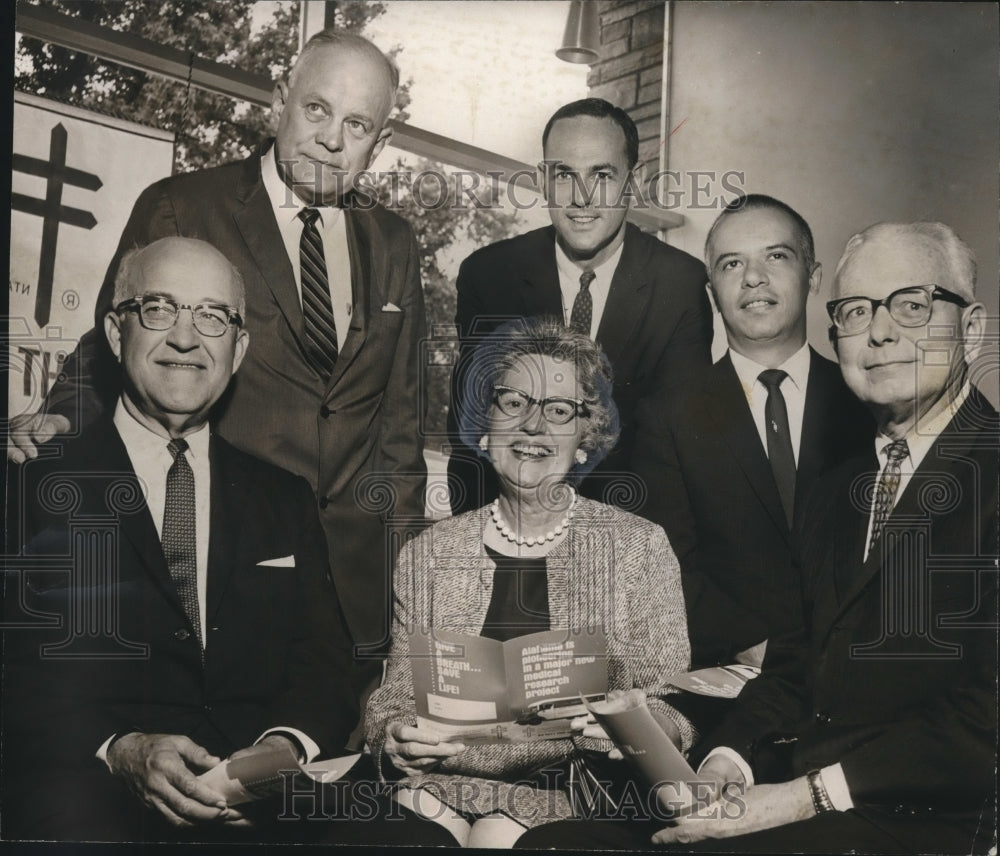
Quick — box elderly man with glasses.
[518,221,997,854]
[1,237,376,843]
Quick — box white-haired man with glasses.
[1,237,375,843]
[518,221,996,853]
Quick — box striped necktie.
[299,207,338,377]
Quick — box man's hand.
[7,413,71,463]
[215,735,302,827]
[384,721,465,776]
[651,776,815,846]
[106,732,229,827]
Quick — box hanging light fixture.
[556,1,600,64]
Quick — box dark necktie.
[570,269,596,336]
[298,208,338,378]
[869,439,909,549]
[758,369,796,528]
[163,438,201,649]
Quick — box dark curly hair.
[458,316,620,484]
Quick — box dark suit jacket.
[447,223,712,513]
[47,143,427,648]
[700,388,998,853]
[632,350,874,666]
[3,421,357,775]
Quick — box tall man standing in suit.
[521,220,997,853]
[447,98,712,514]
[632,195,872,668]
[8,31,427,665]
[2,238,360,841]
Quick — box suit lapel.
[796,349,831,495]
[99,423,191,623]
[518,227,564,318]
[232,148,305,349]
[828,391,991,626]
[707,356,790,536]
[206,437,249,623]
[327,208,371,391]
[596,225,650,368]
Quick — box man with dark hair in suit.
[2,238,361,842]
[519,220,997,853]
[7,30,427,672]
[447,97,713,514]
[632,195,873,669]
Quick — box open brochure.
[409,627,607,743]
[666,664,760,698]
[197,744,361,806]
[584,693,698,815]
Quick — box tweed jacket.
[366,498,694,811]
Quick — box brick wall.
[586,1,666,167]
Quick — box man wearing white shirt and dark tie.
[633,195,873,670]
[447,98,713,515]
[522,220,997,853]
[2,238,363,842]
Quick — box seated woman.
[365,317,695,847]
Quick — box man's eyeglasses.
[826,284,968,337]
[492,386,590,426]
[115,295,244,337]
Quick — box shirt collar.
[728,343,811,396]
[112,398,211,463]
[554,236,625,283]
[261,143,342,231]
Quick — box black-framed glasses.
[826,284,968,336]
[115,295,243,337]
[492,386,590,425]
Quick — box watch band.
[807,768,835,814]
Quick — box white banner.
[8,91,174,419]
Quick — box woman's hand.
[383,721,466,776]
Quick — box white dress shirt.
[728,344,811,464]
[554,239,625,340]
[261,144,353,350]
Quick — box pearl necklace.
[491,489,577,546]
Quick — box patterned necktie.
[570,269,596,336]
[870,439,909,549]
[298,207,338,378]
[758,369,796,528]
[163,438,201,649]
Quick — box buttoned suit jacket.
[47,143,427,648]
[3,419,358,806]
[700,387,998,852]
[446,224,712,514]
[631,350,874,666]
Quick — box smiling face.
[541,115,637,268]
[485,354,587,497]
[832,232,978,433]
[105,238,249,438]
[707,206,820,364]
[271,43,394,205]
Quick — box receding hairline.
[832,221,977,302]
[113,238,246,315]
[288,31,398,98]
[705,197,816,272]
